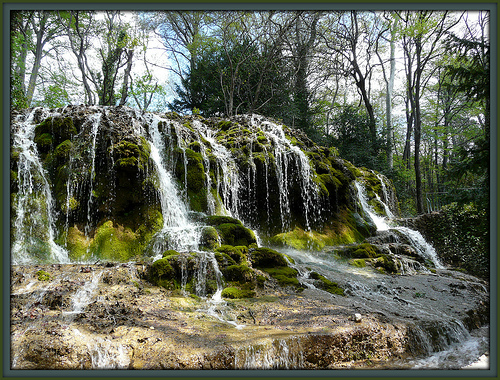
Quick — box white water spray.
[355,180,443,268]
[11,109,69,264]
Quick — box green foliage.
[169,38,293,120]
[419,202,489,279]
[325,105,385,171]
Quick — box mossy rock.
[148,257,177,290]
[34,133,53,152]
[216,223,256,247]
[371,255,398,274]
[349,258,367,268]
[309,272,344,296]
[54,140,73,160]
[200,226,220,250]
[214,252,237,268]
[250,247,288,268]
[337,243,380,259]
[112,138,151,172]
[222,264,254,283]
[216,245,247,264]
[262,267,301,288]
[270,227,328,251]
[65,226,92,262]
[204,215,243,226]
[89,221,142,261]
[221,286,255,299]
[162,249,180,258]
[35,116,77,147]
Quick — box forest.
[10,9,490,217]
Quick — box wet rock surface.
[10,261,489,370]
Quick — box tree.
[398,10,462,214]
[442,11,490,206]
[11,10,63,108]
[319,11,381,152]
[285,12,322,133]
[58,10,98,105]
[375,11,398,170]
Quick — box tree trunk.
[386,17,397,169]
[119,49,134,106]
[26,12,49,106]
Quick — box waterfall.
[194,251,245,329]
[195,120,242,218]
[235,337,303,369]
[249,115,320,231]
[144,115,202,255]
[355,180,443,268]
[64,270,103,316]
[11,109,69,264]
[84,113,102,236]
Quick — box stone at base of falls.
[10,263,489,370]
[203,216,257,247]
[269,209,375,251]
[146,246,304,297]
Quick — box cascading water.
[195,120,242,219]
[11,109,69,264]
[235,337,304,369]
[143,114,203,255]
[355,180,443,268]
[84,113,102,236]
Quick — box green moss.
[11,150,20,163]
[338,243,380,259]
[349,258,367,268]
[262,267,300,288]
[200,226,220,250]
[216,245,247,264]
[251,247,288,268]
[309,272,344,296]
[89,221,141,261]
[342,159,362,177]
[162,249,180,258]
[148,257,177,290]
[54,140,73,160]
[221,286,255,299]
[34,133,53,151]
[65,226,92,261]
[223,264,254,283]
[205,215,243,226]
[216,222,256,246]
[112,139,151,171]
[214,252,237,268]
[36,270,51,281]
[217,120,233,131]
[373,255,398,274]
[35,116,77,146]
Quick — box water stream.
[11,109,69,264]
[355,180,443,268]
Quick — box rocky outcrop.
[11,106,398,262]
[10,263,489,370]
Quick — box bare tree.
[398,10,462,213]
